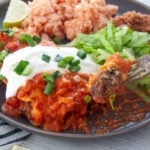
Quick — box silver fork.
[127,55,150,83]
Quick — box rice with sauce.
[21,0,118,40]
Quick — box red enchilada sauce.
[2,73,90,133]
[0,32,27,52]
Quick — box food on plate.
[89,53,132,103]
[1,47,150,133]
[0,0,150,134]
[112,11,150,33]
[0,47,131,132]
[0,45,99,132]
[0,30,27,52]
[1,46,99,99]
[70,21,150,64]
[20,0,118,40]
[3,0,28,28]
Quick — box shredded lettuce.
[126,75,150,102]
[69,21,150,64]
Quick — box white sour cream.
[1,46,99,98]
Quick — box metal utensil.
[127,55,150,83]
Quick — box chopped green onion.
[33,36,41,43]
[44,82,54,95]
[22,66,33,76]
[55,55,81,72]
[53,37,61,44]
[73,75,81,82]
[0,74,4,81]
[52,70,61,79]
[58,60,67,68]
[68,65,81,72]
[43,71,61,95]
[77,50,86,59]
[42,54,51,63]
[109,93,116,110]
[70,59,80,66]
[0,50,9,62]
[55,54,63,62]
[13,60,29,75]
[43,71,61,83]
[43,74,54,83]
[63,56,74,63]
[84,95,92,104]
[0,41,3,48]
[0,28,15,36]
[19,34,35,47]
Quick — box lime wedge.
[11,145,31,150]
[3,0,28,28]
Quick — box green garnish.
[13,60,29,75]
[0,74,4,81]
[91,48,110,64]
[22,65,33,76]
[109,93,116,110]
[44,82,54,95]
[43,74,54,83]
[43,71,61,95]
[42,54,51,63]
[0,50,9,63]
[0,28,15,36]
[33,36,41,43]
[0,41,3,48]
[63,56,74,63]
[84,95,92,104]
[73,75,81,82]
[68,65,81,72]
[53,37,61,44]
[19,34,35,47]
[52,70,61,79]
[58,60,67,68]
[77,50,86,59]
[70,59,80,66]
[68,59,81,72]
[55,54,63,62]
[55,54,81,72]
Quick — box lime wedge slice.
[3,0,28,28]
[11,145,31,150]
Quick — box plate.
[0,0,150,138]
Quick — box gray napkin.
[0,119,31,149]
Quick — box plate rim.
[1,112,150,138]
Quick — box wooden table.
[22,125,150,150]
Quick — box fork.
[127,55,150,83]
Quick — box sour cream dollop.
[1,46,99,98]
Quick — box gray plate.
[0,0,150,138]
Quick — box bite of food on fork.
[89,53,150,104]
